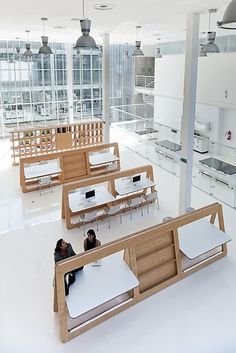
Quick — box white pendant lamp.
[217,0,236,29]
[202,9,219,54]
[39,18,53,54]
[132,26,144,56]
[23,30,33,57]
[75,0,97,53]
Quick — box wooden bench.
[61,164,156,229]
[54,202,231,342]
[20,142,120,193]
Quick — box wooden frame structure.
[20,142,120,193]
[10,120,103,165]
[54,202,229,342]
[61,164,156,229]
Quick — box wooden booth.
[61,164,156,229]
[10,120,103,165]
[20,142,120,193]
[54,202,231,342]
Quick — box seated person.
[54,239,83,295]
[84,229,101,251]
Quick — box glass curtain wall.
[72,50,102,121]
[110,43,134,107]
[0,40,68,137]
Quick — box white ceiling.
[0,0,233,44]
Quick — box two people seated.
[54,229,101,295]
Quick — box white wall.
[154,53,236,151]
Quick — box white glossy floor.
[0,138,236,353]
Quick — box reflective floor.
[0,137,236,353]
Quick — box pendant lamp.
[217,0,236,29]
[156,38,162,58]
[15,37,21,59]
[199,43,207,57]
[202,9,219,54]
[75,0,97,53]
[23,30,33,57]
[132,26,144,56]
[39,18,53,54]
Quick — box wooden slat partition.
[19,142,120,192]
[54,202,228,342]
[62,164,155,229]
[10,120,103,166]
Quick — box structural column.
[66,43,74,123]
[179,13,200,214]
[102,33,110,143]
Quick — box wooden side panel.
[135,231,173,258]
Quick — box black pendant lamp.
[75,0,97,53]
[39,18,53,54]
[132,26,144,56]
[23,30,33,57]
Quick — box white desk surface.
[89,151,119,166]
[68,185,116,213]
[178,218,232,259]
[115,177,156,196]
[24,161,62,179]
[66,251,139,318]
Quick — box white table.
[68,185,116,213]
[66,251,139,318]
[178,218,231,259]
[24,161,62,180]
[89,151,119,166]
[115,177,156,196]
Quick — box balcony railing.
[135,75,154,89]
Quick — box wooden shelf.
[10,120,103,166]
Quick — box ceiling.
[0,0,232,44]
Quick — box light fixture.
[217,0,236,29]
[74,0,97,53]
[199,44,207,57]
[38,17,53,54]
[155,37,162,58]
[15,37,21,59]
[23,30,33,57]
[93,4,114,10]
[202,9,219,54]
[132,26,144,56]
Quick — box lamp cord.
[82,0,85,19]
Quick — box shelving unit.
[10,120,103,165]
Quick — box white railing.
[135,75,155,89]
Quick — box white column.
[179,13,200,215]
[66,43,74,123]
[102,33,110,143]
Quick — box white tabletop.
[89,151,119,166]
[66,251,139,318]
[24,161,62,179]
[115,176,156,196]
[178,218,231,259]
[68,185,116,213]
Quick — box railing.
[135,75,155,89]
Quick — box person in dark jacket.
[54,239,83,295]
[84,229,101,251]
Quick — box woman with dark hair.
[84,229,101,251]
[54,239,83,295]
